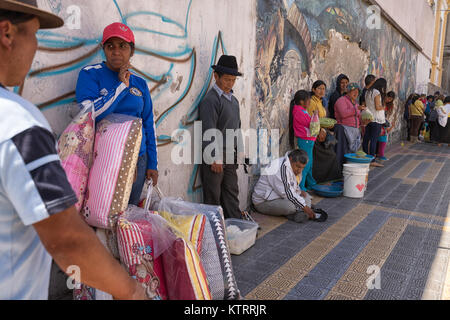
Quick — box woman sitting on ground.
[308,80,328,118]
[333,83,366,172]
[252,149,316,223]
[312,128,341,184]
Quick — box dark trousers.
[410,116,424,138]
[429,121,440,142]
[129,153,148,206]
[363,122,382,157]
[438,121,450,143]
[200,164,241,219]
[334,124,349,177]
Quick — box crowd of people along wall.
[252,0,419,159]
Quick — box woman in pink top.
[289,90,317,191]
[333,83,366,172]
[334,83,362,128]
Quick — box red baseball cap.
[102,22,135,45]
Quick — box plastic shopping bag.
[117,206,175,300]
[310,111,320,137]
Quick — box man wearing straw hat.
[0,0,145,299]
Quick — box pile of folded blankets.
[57,105,240,300]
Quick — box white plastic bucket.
[343,163,370,198]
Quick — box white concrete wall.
[375,0,435,58]
[25,0,257,207]
[416,52,433,93]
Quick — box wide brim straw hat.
[0,0,64,29]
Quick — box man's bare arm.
[33,206,145,300]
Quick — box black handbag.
[313,207,328,222]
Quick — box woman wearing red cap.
[76,23,158,205]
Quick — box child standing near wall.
[377,91,396,161]
[377,122,394,161]
[289,90,318,192]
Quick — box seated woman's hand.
[303,207,316,220]
[318,128,327,142]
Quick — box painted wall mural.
[253,0,419,152]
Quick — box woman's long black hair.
[289,90,311,149]
[368,78,387,104]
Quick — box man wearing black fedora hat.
[0,0,145,299]
[198,55,243,219]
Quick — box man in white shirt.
[252,149,316,223]
[0,1,145,299]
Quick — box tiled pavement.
[232,142,450,300]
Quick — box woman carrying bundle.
[75,23,159,205]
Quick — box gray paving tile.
[243,259,279,278]
[310,262,344,276]
[275,221,303,232]
[272,244,306,257]
[422,237,442,247]
[364,178,404,204]
[234,280,256,297]
[410,267,431,281]
[261,251,292,265]
[380,280,405,296]
[365,289,401,300]
[391,246,422,258]
[291,284,326,300]
[234,268,268,286]
[384,254,416,266]
[275,238,311,250]
[404,285,424,300]
[420,243,441,254]
[408,277,428,289]
[382,183,414,206]
[382,262,413,274]
[397,181,431,211]
[381,270,409,283]
[300,274,335,289]
[408,161,432,179]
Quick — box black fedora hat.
[212,55,243,77]
[0,0,64,29]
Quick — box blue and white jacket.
[75,62,158,171]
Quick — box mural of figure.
[253,0,418,157]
